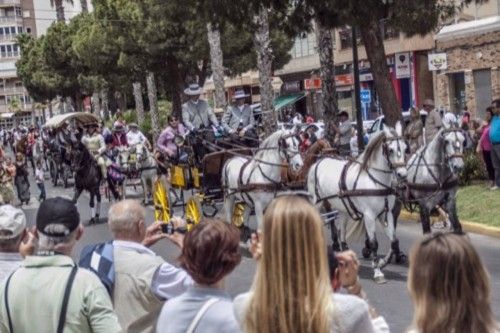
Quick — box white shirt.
[35,168,44,183]
[112,240,193,300]
[126,131,147,146]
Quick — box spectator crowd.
[0,194,497,333]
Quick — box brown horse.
[283,139,334,182]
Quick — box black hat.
[36,197,80,237]
[339,111,349,118]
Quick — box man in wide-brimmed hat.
[82,122,107,179]
[222,89,256,142]
[181,83,219,131]
[422,98,442,143]
[126,123,151,150]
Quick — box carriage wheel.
[185,196,202,231]
[153,178,170,222]
[201,200,218,218]
[232,202,247,228]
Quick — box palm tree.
[49,0,74,22]
[80,0,88,13]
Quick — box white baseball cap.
[0,205,26,239]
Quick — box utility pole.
[352,26,365,151]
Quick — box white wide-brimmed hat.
[184,84,203,96]
[233,89,249,100]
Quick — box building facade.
[434,1,500,119]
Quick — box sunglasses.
[421,230,466,246]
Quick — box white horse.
[307,122,407,283]
[223,129,304,227]
[393,122,465,234]
[135,144,158,205]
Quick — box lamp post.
[352,26,365,151]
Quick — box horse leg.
[420,204,432,234]
[364,215,385,284]
[224,193,236,227]
[89,193,96,224]
[141,174,147,205]
[339,214,349,251]
[445,195,462,233]
[95,190,101,222]
[379,211,398,267]
[73,187,82,204]
[392,199,402,230]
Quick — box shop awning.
[273,92,306,111]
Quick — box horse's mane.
[255,130,286,159]
[359,131,387,171]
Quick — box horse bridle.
[381,135,407,171]
[440,128,464,162]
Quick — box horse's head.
[383,121,408,180]
[135,144,148,163]
[117,146,131,169]
[70,144,84,171]
[440,122,465,173]
[279,129,303,171]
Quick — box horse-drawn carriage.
[43,112,100,188]
[153,128,254,230]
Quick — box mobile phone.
[161,223,174,235]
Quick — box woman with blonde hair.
[233,195,388,333]
[408,232,498,333]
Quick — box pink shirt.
[480,126,492,151]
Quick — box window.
[10,27,15,34]
[338,27,362,50]
[26,27,31,34]
[17,26,22,33]
[290,33,317,58]
[381,22,399,40]
[0,28,4,36]
[15,7,22,17]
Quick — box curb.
[399,210,500,239]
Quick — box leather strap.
[4,270,15,333]
[57,266,78,333]
[187,298,219,333]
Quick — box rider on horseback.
[81,122,107,180]
[111,123,128,149]
[126,123,151,150]
[56,122,73,165]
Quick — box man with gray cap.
[0,205,32,281]
[182,83,219,131]
[0,197,121,333]
[423,99,442,144]
[222,89,257,146]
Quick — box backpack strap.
[57,265,78,333]
[4,270,16,333]
[186,298,220,333]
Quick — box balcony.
[0,87,25,95]
[0,34,18,42]
[0,0,21,7]
[0,16,22,24]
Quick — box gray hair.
[38,230,78,251]
[0,232,23,252]
[108,200,145,237]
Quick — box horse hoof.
[374,275,387,284]
[89,218,95,225]
[341,242,349,251]
[395,253,407,264]
[362,247,371,259]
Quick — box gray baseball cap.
[0,205,26,239]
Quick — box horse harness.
[315,135,405,222]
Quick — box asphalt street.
[14,168,500,333]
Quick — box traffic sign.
[360,89,371,104]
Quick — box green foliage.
[459,151,487,186]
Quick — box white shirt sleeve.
[150,262,193,300]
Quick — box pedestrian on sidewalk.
[488,98,500,190]
[35,161,46,201]
[477,107,495,187]
[0,197,121,332]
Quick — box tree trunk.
[115,91,126,112]
[91,92,100,115]
[359,19,400,127]
[133,82,145,128]
[31,104,36,126]
[42,107,47,124]
[166,55,183,117]
[254,6,276,137]
[80,0,88,13]
[100,88,110,121]
[146,71,161,141]
[207,23,226,112]
[315,22,338,142]
[55,0,65,22]
[48,101,53,118]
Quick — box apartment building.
[434,0,500,119]
[275,24,435,121]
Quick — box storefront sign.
[304,78,322,90]
[359,73,373,82]
[283,81,301,93]
[395,52,411,79]
[335,74,354,86]
[428,53,447,71]
[360,89,371,104]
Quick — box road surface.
[14,169,500,333]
